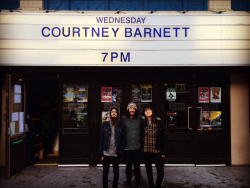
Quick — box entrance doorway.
[161,74,230,166]
[58,71,230,166]
[27,79,59,166]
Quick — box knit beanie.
[127,102,137,110]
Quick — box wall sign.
[12,139,23,146]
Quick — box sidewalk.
[1,166,249,188]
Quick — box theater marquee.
[0,13,249,66]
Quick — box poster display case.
[62,84,89,132]
[130,84,152,103]
[197,85,223,130]
[165,83,191,129]
[100,84,123,124]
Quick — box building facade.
[0,0,250,178]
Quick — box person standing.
[121,102,142,188]
[141,105,166,188]
[99,106,126,188]
[43,105,58,156]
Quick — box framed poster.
[131,86,141,102]
[211,111,222,127]
[102,111,109,122]
[166,88,176,102]
[141,84,152,102]
[112,87,123,102]
[101,87,112,102]
[202,111,211,127]
[210,87,221,103]
[63,84,76,102]
[77,113,88,127]
[166,112,177,127]
[76,85,88,102]
[198,87,209,103]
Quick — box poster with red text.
[101,87,112,102]
[198,87,209,103]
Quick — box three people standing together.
[99,102,166,188]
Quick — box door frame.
[5,74,28,178]
[5,74,10,178]
[59,74,95,165]
[193,73,231,166]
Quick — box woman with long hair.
[141,105,166,188]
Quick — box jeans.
[142,153,164,188]
[124,150,141,187]
[103,155,120,188]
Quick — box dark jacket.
[140,120,166,155]
[99,121,126,157]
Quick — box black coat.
[99,121,126,156]
[140,120,166,155]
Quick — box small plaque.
[169,103,185,111]
[202,103,218,111]
[135,103,148,111]
[13,103,22,112]
[104,103,120,111]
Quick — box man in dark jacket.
[99,106,126,188]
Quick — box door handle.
[196,107,203,130]
[188,107,192,130]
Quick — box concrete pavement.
[0,166,250,188]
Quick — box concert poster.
[131,85,141,102]
[198,87,209,103]
[166,88,176,102]
[63,84,76,102]
[77,113,88,128]
[112,87,123,102]
[210,87,221,103]
[166,112,177,127]
[211,111,222,127]
[141,84,152,102]
[102,111,109,122]
[101,87,112,102]
[202,111,211,127]
[76,85,88,102]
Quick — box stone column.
[19,0,44,10]
[208,0,232,11]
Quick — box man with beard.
[99,106,126,188]
[121,102,141,188]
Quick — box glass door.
[161,74,230,166]
[60,81,91,165]
[162,81,195,165]
[194,75,229,165]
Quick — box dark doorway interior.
[26,79,59,165]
